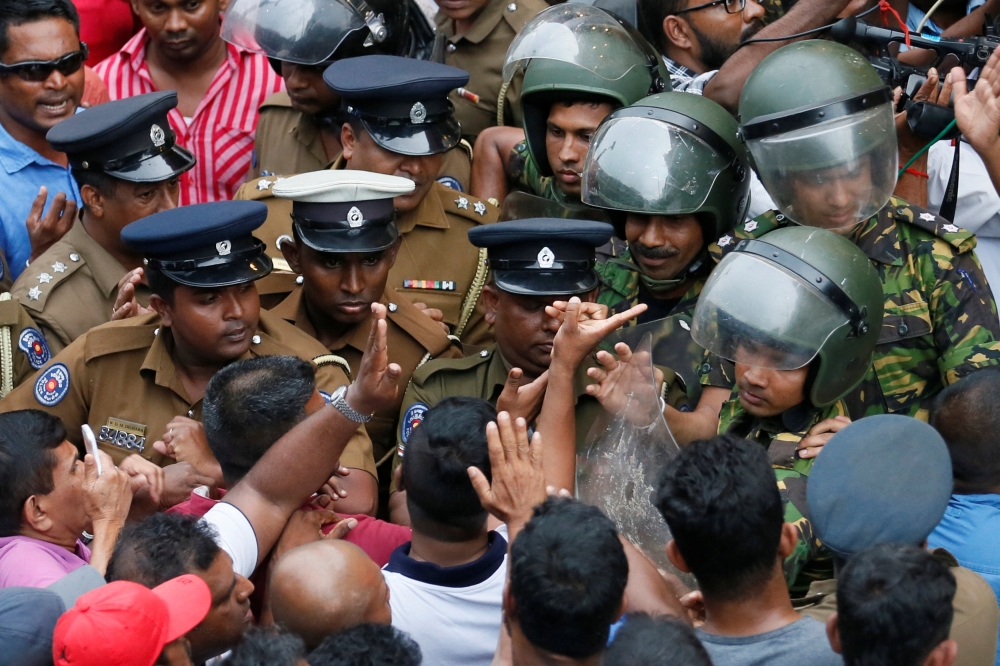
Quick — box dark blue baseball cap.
[47,91,195,183]
[324,55,468,156]
[469,219,614,296]
[0,588,65,666]
[122,201,273,288]
[807,414,953,558]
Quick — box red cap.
[53,574,212,666]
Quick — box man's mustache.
[632,243,680,260]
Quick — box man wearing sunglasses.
[0,0,87,281]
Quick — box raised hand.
[952,51,1000,157]
[547,297,647,369]
[412,301,449,334]
[796,415,851,460]
[585,342,665,424]
[152,416,223,488]
[495,367,548,425]
[118,453,165,506]
[111,268,153,320]
[347,303,402,415]
[26,187,77,263]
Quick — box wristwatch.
[329,385,372,423]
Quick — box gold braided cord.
[0,293,13,398]
[455,247,489,338]
[496,81,510,127]
[312,354,353,380]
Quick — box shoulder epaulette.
[708,211,785,262]
[503,0,549,31]
[888,199,976,253]
[439,184,499,225]
[386,299,453,357]
[256,271,299,298]
[83,316,159,362]
[233,176,285,202]
[13,246,85,312]
[260,91,293,110]
[411,347,493,384]
[0,292,24,327]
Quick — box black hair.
[653,433,784,601]
[222,626,306,666]
[638,0,689,52]
[0,0,79,58]
[602,613,713,666]
[837,543,956,666]
[0,410,67,537]
[72,170,120,214]
[402,397,495,538]
[202,356,316,486]
[106,513,221,586]
[308,623,421,666]
[145,264,179,304]
[509,497,628,659]
[930,367,1000,492]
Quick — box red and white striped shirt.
[95,30,283,204]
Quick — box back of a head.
[510,497,628,660]
[308,623,421,666]
[222,626,306,666]
[0,0,79,58]
[602,613,712,666]
[653,434,783,601]
[270,540,386,649]
[837,543,956,666]
[931,368,1000,493]
[202,356,316,486]
[106,513,220,586]
[0,410,67,537]
[401,397,495,536]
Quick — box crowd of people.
[2,0,1000,664]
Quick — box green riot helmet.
[582,92,751,242]
[737,40,898,231]
[505,4,669,177]
[691,226,883,408]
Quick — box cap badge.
[537,247,555,269]
[347,206,365,228]
[150,124,166,147]
[410,102,427,125]
[216,240,232,256]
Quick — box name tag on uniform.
[98,417,147,453]
[403,280,456,291]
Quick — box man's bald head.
[269,540,391,649]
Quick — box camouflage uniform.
[507,140,567,203]
[703,197,1000,419]
[760,0,786,23]
[719,395,849,594]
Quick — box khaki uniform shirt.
[236,168,497,344]
[247,92,476,193]
[0,249,11,292]
[0,310,374,476]
[267,279,464,468]
[795,549,999,666]
[11,222,150,355]
[0,292,48,396]
[437,0,549,142]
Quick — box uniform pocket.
[872,300,936,413]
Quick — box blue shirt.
[0,119,80,280]
[929,493,1000,666]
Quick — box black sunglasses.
[0,43,89,82]
[675,0,746,15]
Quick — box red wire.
[880,0,912,47]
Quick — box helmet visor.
[502,4,651,84]
[746,104,897,230]
[691,252,849,370]
[582,115,730,214]
[222,0,364,65]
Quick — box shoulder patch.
[891,202,976,253]
[400,402,428,447]
[18,327,51,369]
[34,362,70,406]
[437,176,464,192]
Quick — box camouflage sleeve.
[775,468,833,594]
[507,140,552,198]
[595,259,638,313]
[698,349,735,389]
[924,242,1000,384]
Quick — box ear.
[341,123,356,161]
[280,236,302,275]
[924,639,959,666]
[665,540,692,574]
[662,15,695,51]
[21,495,53,534]
[481,284,499,326]
[825,613,842,655]
[778,522,798,559]
[149,293,173,327]
[80,184,105,219]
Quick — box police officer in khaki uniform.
[11,92,195,355]
[436,0,549,143]
[0,200,377,514]
[0,247,49,394]
[268,169,465,512]
[389,219,689,520]
[236,56,498,344]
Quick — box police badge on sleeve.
[399,402,428,456]
[18,327,51,369]
[34,363,70,406]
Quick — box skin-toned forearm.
[87,518,125,576]
[977,146,1000,195]
[899,0,1000,66]
[330,471,378,516]
[663,385,729,446]
[535,357,579,493]
[470,127,524,202]
[894,152,929,206]
[223,403,362,561]
[703,0,855,112]
[619,537,688,623]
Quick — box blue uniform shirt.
[0,119,81,279]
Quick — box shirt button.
[701,363,711,374]
[69,253,81,262]
[447,43,457,53]
[388,303,398,313]
[187,409,194,418]
[252,334,261,344]
[507,2,517,10]
[897,323,909,336]
[480,350,489,357]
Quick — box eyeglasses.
[0,43,89,82]
[674,0,746,15]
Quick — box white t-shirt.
[382,525,509,666]
[200,502,258,578]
